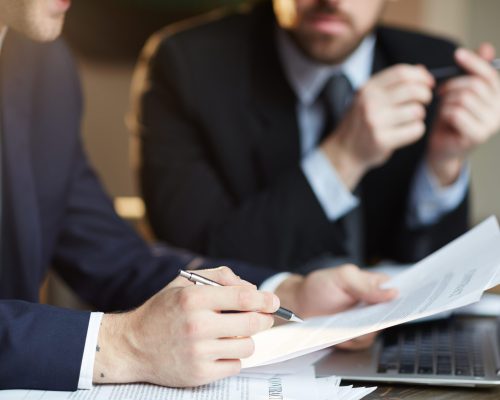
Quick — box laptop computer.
[315,317,500,387]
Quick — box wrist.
[93,312,147,384]
[321,135,367,190]
[427,155,464,187]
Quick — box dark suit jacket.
[0,31,275,391]
[135,2,469,270]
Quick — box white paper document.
[242,216,500,369]
[0,367,375,400]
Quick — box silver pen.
[178,269,304,323]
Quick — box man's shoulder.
[376,25,458,66]
[142,3,268,65]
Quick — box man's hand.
[428,43,500,186]
[321,65,434,190]
[93,267,279,387]
[275,264,398,350]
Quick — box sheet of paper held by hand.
[242,216,500,369]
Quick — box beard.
[286,1,380,65]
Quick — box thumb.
[345,270,398,304]
[477,42,496,62]
[361,273,399,304]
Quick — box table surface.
[363,383,500,399]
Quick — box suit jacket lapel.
[0,32,42,298]
[248,3,301,184]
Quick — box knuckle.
[338,264,360,280]
[217,266,235,281]
[183,315,202,339]
[395,65,411,80]
[344,264,360,274]
[178,288,198,311]
[186,342,205,362]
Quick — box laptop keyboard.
[377,321,485,377]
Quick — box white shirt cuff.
[408,160,470,227]
[77,312,104,389]
[259,272,292,293]
[301,149,359,221]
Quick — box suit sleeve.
[134,37,342,269]
[52,131,276,311]
[0,300,90,390]
[0,145,274,392]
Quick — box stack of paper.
[0,368,376,400]
[242,216,500,369]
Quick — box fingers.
[438,74,499,144]
[441,89,490,126]
[184,311,274,339]
[383,103,426,126]
[206,337,256,360]
[477,42,496,61]
[390,82,433,105]
[440,104,483,143]
[439,75,494,103]
[385,120,426,149]
[178,284,279,313]
[337,265,398,305]
[375,64,434,88]
[455,47,499,90]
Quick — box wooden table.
[364,383,500,399]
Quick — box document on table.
[0,367,376,400]
[242,216,500,369]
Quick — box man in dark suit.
[0,0,397,391]
[133,0,500,271]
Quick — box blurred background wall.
[66,0,500,225]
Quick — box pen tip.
[290,315,304,323]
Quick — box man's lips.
[304,13,351,34]
[53,0,72,14]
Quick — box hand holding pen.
[179,269,304,322]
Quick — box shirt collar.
[276,28,376,105]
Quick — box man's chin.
[20,18,64,42]
[292,30,364,65]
